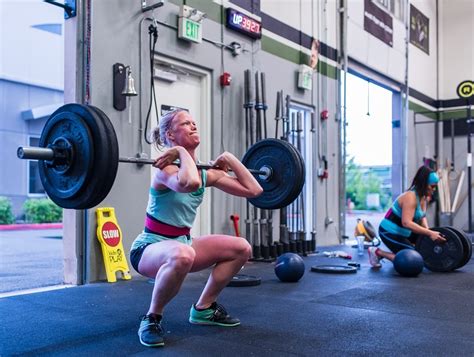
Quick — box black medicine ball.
[393,249,424,277]
[274,253,305,282]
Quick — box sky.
[342,72,393,167]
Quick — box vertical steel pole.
[467,104,473,233]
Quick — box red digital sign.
[226,8,262,39]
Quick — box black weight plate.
[310,265,357,274]
[227,274,261,287]
[278,138,306,209]
[281,137,306,209]
[415,227,464,272]
[67,104,114,209]
[242,139,300,209]
[242,139,305,209]
[243,139,300,209]
[39,112,95,204]
[85,105,119,208]
[75,105,117,209]
[40,104,116,209]
[276,137,307,211]
[445,226,472,269]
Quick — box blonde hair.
[150,109,186,149]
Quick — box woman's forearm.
[176,147,200,189]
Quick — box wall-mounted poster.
[364,0,393,47]
[410,5,429,54]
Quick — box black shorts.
[378,226,418,254]
[129,243,153,274]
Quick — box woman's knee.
[167,246,196,271]
[235,237,252,259]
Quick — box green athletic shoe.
[138,313,165,347]
[189,302,241,327]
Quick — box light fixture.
[154,68,178,82]
[113,63,138,111]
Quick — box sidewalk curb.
[0,223,63,231]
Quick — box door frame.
[288,100,316,241]
[153,55,212,237]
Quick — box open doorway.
[151,57,212,238]
[342,72,393,239]
[0,1,65,296]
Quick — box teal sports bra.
[380,189,426,237]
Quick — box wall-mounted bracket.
[43,0,76,19]
[113,63,126,111]
[141,0,164,13]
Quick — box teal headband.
[428,172,439,185]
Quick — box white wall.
[347,0,407,83]
[409,0,439,100]
[0,0,63,90]
[439,0,474,100]
[439,0,473,231]
[261,0,339,50]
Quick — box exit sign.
[178,17,202,43]
[297,64,313,90]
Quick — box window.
[28,137,46,195]
[374,0,406,21]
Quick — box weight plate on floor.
[242,139,305,210]
[415,227,464,272]
[310,265,357,274]
[444,226,472,269]
[227,274,261,287]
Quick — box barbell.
[17,104,306,210]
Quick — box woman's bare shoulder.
[399,190,416,205]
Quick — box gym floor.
[1,245,473,356]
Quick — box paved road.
[0,229,63,294]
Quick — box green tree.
[23,198,63,223]
[0,197,15,224]
[346,157,363,208]
[346,158,391,211]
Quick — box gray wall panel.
[84,0,341,281]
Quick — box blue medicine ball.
[393,249,424,277]
[274,253,305,282]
